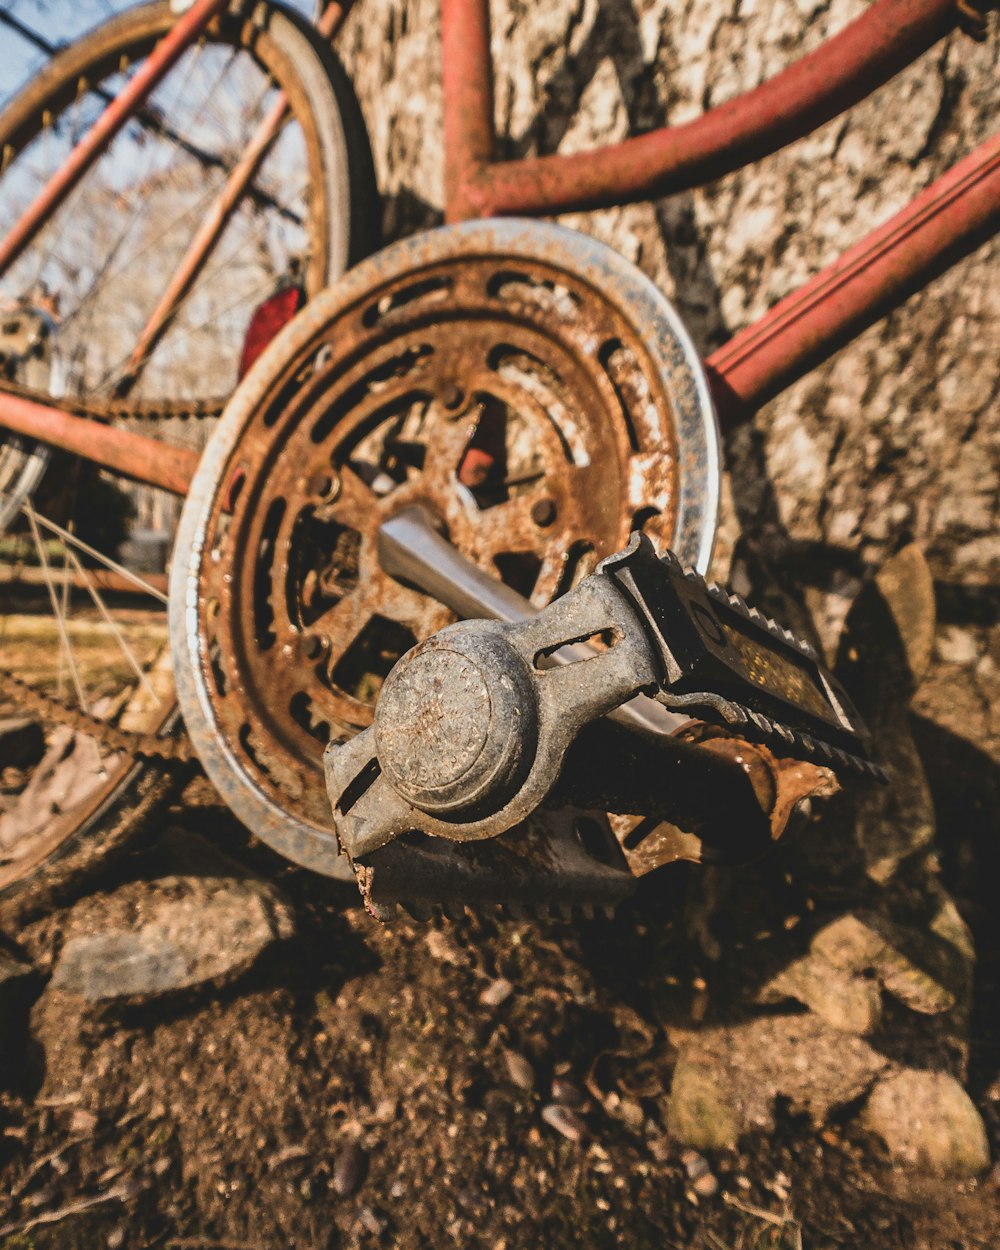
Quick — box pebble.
[550,1077,586,1109]
[541,1104,587,1143]
[479,978,514,1008]
[372,1097,398,1123]
[618,1099,645,1131]
[692,1171,719,1198]
[332,1142,367,1197]
[681,1149,710,1181]
[503,1049,535,1091]
[69,1107,98,1136]
[358,1206,387,1236]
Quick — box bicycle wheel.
[0,0,380,907]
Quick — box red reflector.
[238,285,304,380]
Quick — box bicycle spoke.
[24,501,88,711]
[24,508,168,605]
[65,544,160,704]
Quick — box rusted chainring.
[170,221,721,878]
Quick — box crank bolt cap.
[373,633,538,818]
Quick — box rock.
[0,716,44,770]
[862,1069,990,1176]
[49,830,294,1002]
[503,1049,535,1091]
[541,1104,587,1143]
[758,952,882,1035]
[667,1015,887,1152]
[835,546,938,882]
[668,1060,740,1152]
[811,911,971,1018]
[358,1206,387,1236]
[681,1149,710,1180]
[333,1142,368,1197]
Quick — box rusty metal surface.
[705,128,1000,420]
[169,219,721,880]
[0,386,199,496]
[444,0,963,220]
[354,809,636,923]
[615,722,840,877]
[118,0,356,392]
[326,532,875,881]
[441,0,496,223]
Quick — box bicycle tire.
[0,0,379,905]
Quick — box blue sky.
[0,0,129,104]
[0,0,317,107]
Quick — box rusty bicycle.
[0,0,997,908]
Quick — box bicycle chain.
[0,668,196,764]
[0,379,226,423]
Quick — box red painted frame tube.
[0,0,230,279]
[446,0,960,219]
[0,389,198,496]
[442,0,496,222]
[705,130,1000,420]
[120,0,354,389]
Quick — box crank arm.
[377,506,687,739]
[327,529,882,873]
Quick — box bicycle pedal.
[351,809,634,923]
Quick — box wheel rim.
[0,1,373,892]
[171,220,721,877]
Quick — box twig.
[0,1184,127,1238]
[9,1139,83,1198]
[722,1192,794,1229]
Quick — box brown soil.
[1,780,998,1250]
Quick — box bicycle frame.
[0,0,997,492]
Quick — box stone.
[758,952,882,1035]
[541,1104,587,1143]
[811,911,971,1018]
[503,1049,535,1091]
[862,1069,990,1176]
[49,830,294,1002]
[667,1015,887,1152]
[332,1142,367,1197]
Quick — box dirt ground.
[1,765,998,1250]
